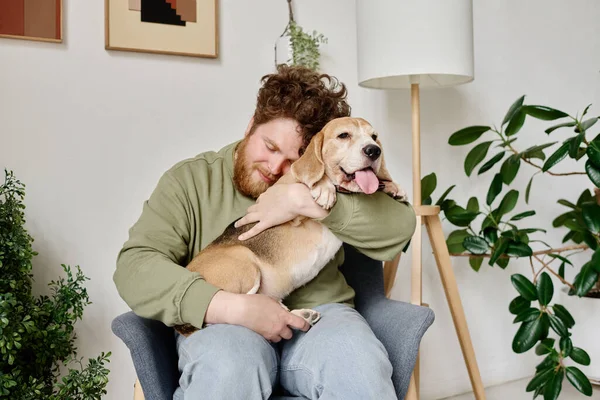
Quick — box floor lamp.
[356,1,485,399]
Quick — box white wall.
[1,1,599,399]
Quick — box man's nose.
[269,156,287,176]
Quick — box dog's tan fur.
[175,117,405,336]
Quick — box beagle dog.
[175,117,406,336]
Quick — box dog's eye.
[338,132,350,139]
[371,134,378,141]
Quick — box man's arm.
[114,171,221,329]
[317,192,416,261]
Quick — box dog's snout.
[363,144,381,160]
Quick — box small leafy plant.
[0,170,111,399]
[275,0,327,71]
[422,97,599,399]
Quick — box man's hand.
[205,291,310,342]
[235,183,329,240]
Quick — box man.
[114,65,416,399]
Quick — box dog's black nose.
[363,144,381,160]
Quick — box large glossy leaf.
[576,117,598,133]
[446,229,470,253]
[506,241,533,257]
[573,262,599,297]
[514,308,542,323]
[446,206,479,227]
[497,190,519,218]
[542,142,570,172]
[552,304,575,328]
[469,256,483,272]
[500,155,521,184]
[586,139,600,168]
[512,316,546,353]
[526,174,535,204]
[510,210,536,221]
[593,248,600,273]
[523,142,557,159]
[535,338,556,355]
[478,152,505,175]
[503,95,525,126]
[511,274,538,301]
[566,366,593,396]
[467,197,480,213]
[490,237,509,266]
[560,337,573,358]
[577,188,594,206]
[506,110,526,136]
[421,173,437,203]
[483,226,498,245]
[544,368,564,400]
[463,236,489,255]
[549,314,568,338]
[465,141,494,176]
[435,185,456,206]
[449,126,491,146]
[569,133,586,159]
[509,296,530,315]
[522,105,569,121]
[487,174,503,206]
[536,354,557,372]
[570,347,591,366]
[582,203,600,234]
[526,368,555,392]
[585,159,600,187]
[537,272,554,306]
[545,121,576,134]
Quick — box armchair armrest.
[340,244,435,398]
[111,312,179,400]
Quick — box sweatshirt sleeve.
[114,171,220,329]
[317,192,416,261]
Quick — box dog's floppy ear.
[291,131,325,188]
[376,150,394,183]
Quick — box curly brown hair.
[251,64,351,153]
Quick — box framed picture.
[105,0,218,58]
[0,0,63,43]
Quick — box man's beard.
[233,138,276,199]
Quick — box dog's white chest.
[291,223,343,288]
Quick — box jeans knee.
[177,325,278,397]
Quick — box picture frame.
[105,0,218,58]
[0,0,63,43]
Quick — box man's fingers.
[234,212,258,228]
[280,327,293,340]
[238,223,264,241]
[287,314,310,332]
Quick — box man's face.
[233,118,303,198]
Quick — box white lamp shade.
[356,0,474,89]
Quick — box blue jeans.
[173,303,397,399]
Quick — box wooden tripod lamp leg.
[425,214,486,400]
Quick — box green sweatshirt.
[114,140,416,330]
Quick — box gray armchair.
[111,244,435,400]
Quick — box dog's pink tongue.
[354,169,379,194]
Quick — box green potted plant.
[274,0,328,71]
[422,96,599,399]
[0,170,111,399]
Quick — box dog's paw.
[310,180,336,210]
[382,181,407,201]
[291,309,322,326]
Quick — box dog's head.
[291,117,394,194]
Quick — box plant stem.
[534,255,576,290]
[492,128,586,176]
[450,243,588,258]
[287,0,294,22]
